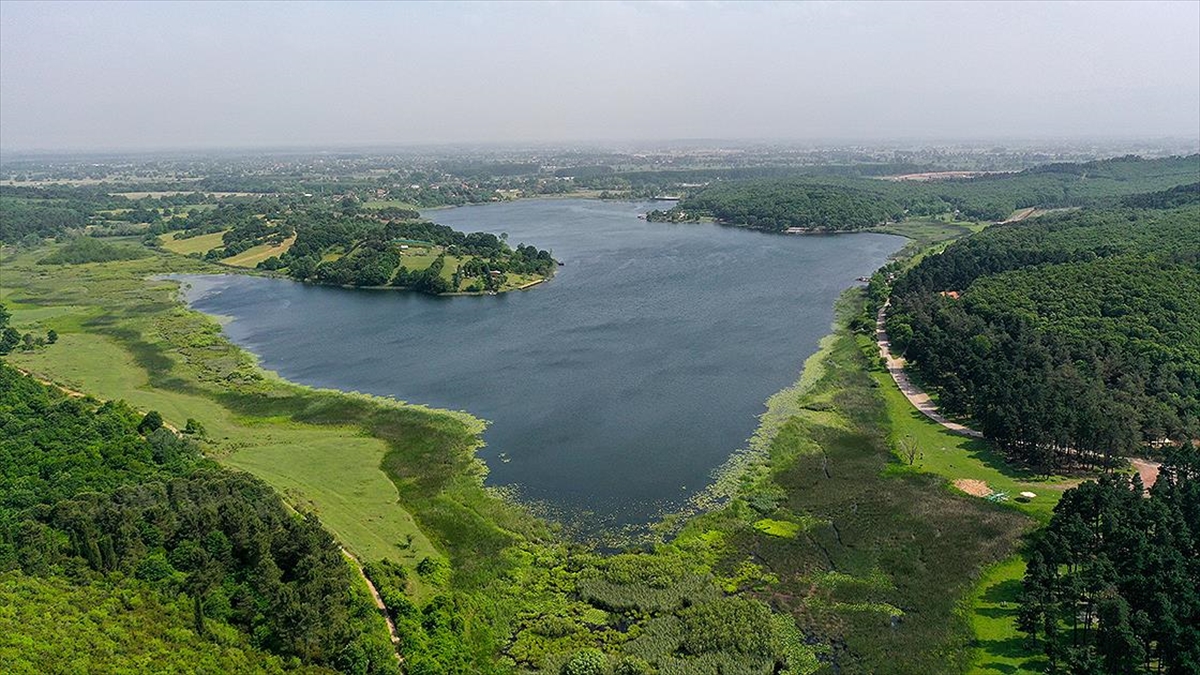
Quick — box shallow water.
[176,199,903,534]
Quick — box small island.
[158,199,555,294]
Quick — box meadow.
[2,251,449,587]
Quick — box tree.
[46,329,57,344]
[138,410,164,434]
[0,327,19,355]
[560,649,606,675]
[183,418,205,436]
[897,434,921,465]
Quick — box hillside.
[657,155,1200,231]
[886,199,1200,471]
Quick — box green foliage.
[889,203,1200,470]
[138,409,165,434]
[38,237,152,264]
[0,185,119,242]
[0,365,398,674]
[560,649,606,675]
[669,155,1200,231]
[0,572,330,675]
[673,182,904,231]
[1019,450,1200,673]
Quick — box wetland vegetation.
[1,145,1198,675]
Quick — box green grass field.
[869,217,984,268]
[870,361,1071,523]
[222,234,296,268]
[362,199,420,211]
[160,229,228,255]
[1,250,458,592]
[6,330,441,573]
[967,557,1047,674]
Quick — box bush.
[561,649,607,675]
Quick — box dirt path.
[13,365,184,432]
[875,303,1161,487]
[876,303,983,439]
[1130,457,1162,490]
[11,364,403,660]
[999,207,1038,224]
[343,548,404,664]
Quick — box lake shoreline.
[173,199,905,537]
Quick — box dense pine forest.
[1019,450,1199,673]
[886,193,1200,471]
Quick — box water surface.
[177,199,903,533]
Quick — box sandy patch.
[954,479,991,497]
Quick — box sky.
[1,0,1198,151]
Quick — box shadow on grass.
[981,578,1022,603]
[976,636,1034,661]
[900,404,1043,482]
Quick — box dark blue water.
[177,199,902,533]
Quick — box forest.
[885,196,1200,472]
[1019,450,1199,673]
[658,155,1200,230]
[0,362,399,674]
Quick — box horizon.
[3,134,1199,162]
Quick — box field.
[399,245,545,292]
[669,292,1032,674]
[870,362,1071,523]
[362,199,421,210]
[222,233,296,267]
[868,217,988,268]
[966,557,1047,675]
[160,229,228,255]
[1,250,458,591]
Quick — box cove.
[175,199,904,535]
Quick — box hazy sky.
[1,1,1197,151]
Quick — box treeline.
[0,364,398,674]
[663,155,1200,230]
[886,200,1200,471]
[1019,449,1199,673]
[0,185,127,242]
[669,182,906,231]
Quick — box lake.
[176,199,903,536]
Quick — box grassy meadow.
[222,233,297,267]
[160,229,228,255]
[0,249,471,593]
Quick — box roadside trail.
[343,547,404,664]
[875,302,983,439]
